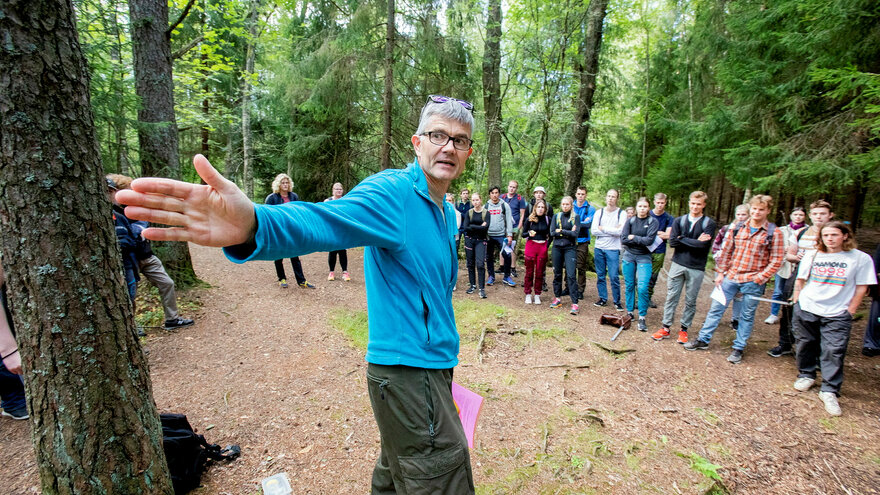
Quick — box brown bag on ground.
[599,313,633,329]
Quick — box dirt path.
[3,244,880,494]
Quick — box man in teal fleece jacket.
[118,97,478,494]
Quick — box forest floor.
[3,243,880,495]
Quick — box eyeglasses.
[428,94,474,112]
[421,131,473,151]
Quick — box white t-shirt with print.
[796,249,877,317]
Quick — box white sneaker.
[818,391,842,416]
[764,315,780,324]
[534,295,541,305]
[525,294,533,304]
[793,377,815,392]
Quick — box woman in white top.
[764,207,805,324]
[791,221,876,416]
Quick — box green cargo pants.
[367,363,475,494]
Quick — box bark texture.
[0,1,174,493]
[380,0,395,170]
[565,0,609,195]
[482,0,502,189]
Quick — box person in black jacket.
[863,244,880,356]
[462,192,490,298]
[621,198,659,331]
[651,191,717,344]
[522,199,551,305]
[549,197,581,314]
[107,178,141,304]
[265,174,315,289]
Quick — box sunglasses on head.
[428,94,474,112]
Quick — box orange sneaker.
[651,328,670,341]
[677,330,689,344]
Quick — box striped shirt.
[715,222,785,284]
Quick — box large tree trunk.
[129,0,196,285]
[565,0,609,195]
[482,0,502,189]
[0,1,174,493]
[380,0,394,170]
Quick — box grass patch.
[454,299,509,340]
[329,309,369,351]
[694,407,721,426]
[135,284,202,329]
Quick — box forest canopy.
[77,0,879,225]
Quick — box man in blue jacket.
[118,96,477,494]
[573,186,596,294]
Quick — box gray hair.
[415,99,475,137]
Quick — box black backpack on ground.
[161,413,241,494]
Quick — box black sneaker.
[511,268,518,278]
[465,285,476,294]
[638,318,647,332]
[165,317,195,330]
[1,405,29,420]
[731,320,739,330]
[627,312,634,320]
[649,299,657,309]
[593,299,607,307]
[614,302,624,311]
[727,349,744,364]
[863,347,880,357]
[684,339,709,351]
[479,289,487,299]
[767,345,793,358]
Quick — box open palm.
[117,155,257,248]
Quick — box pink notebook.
[451,382,484,448]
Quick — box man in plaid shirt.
[684,195,785,363]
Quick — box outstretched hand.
[117,155,256,247]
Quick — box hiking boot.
[764,314,779,324]
[614,302,624,311]
[793,377,815,392]
[677,330,689,344]
[486,276,495,286]
[818,391,841,416]
[299,281,316,289]
[534,295,541,305]
[343,271,351,282]
[684,339,709,351]
[593,299,607,307]
[279,278,288,288]
[727,349,744,364]
[1,405,29,420]
[550,298,563,309]
[165,317,194,330]
[479,289,487,299]
[328,271,336,281]
[570,304,579,315]
[503,276,516,287]
[525,294,533,304]
[651,328,670,341]
[638,318,647,332]
[767,345,793,358]
[466,285,476,294]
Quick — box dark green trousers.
[367,363,475,495]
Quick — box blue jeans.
[769,274,787,316]
[595,248,620,304]
[697,278,766,350]
[622,254,652,317]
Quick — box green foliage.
[676,451,722,481]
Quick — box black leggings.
[274,258,306,284]
[328,250,348,272]
[465,237,487,289]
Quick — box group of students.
[451,186,878,417]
